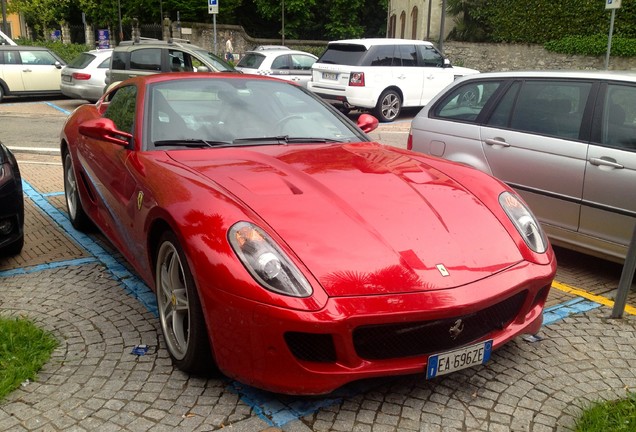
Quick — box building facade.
[388,0,454,43]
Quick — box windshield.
[193,49,236,72]
[147,77,366,150]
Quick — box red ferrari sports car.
[60,73,556,395]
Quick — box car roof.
[0,45,55,51]
[327,38,435,48]
[244,49,316,57]
[115,38,205,51]
[112,71,290,87]
[457,69,636,83]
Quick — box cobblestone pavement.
[1,105,635,431]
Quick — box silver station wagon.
[409,70,636,263]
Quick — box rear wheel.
[63,151,92,231]
[155,231,215,375]
[0,86,4,103]
[374,89,401,122]
[1,236,23,256]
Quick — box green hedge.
[15,38,89,63]
[545,34,636,57]
[464,0,636,44]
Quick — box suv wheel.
[375,90,401,122]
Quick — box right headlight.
[228,221,313,298]
[499,192,547,254]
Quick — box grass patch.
[575,392,636,431]
[0,316,58,400]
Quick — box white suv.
[308,38,478,122]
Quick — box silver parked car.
[409,70,636,263]
[61,49,112,102]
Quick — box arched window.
[411,7,419,40]
[400,12,406,39]
[389,14,397,38]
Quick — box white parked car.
[61,49,112,103]
[0,46,65,102]
[235,48,318,88]
[308,38,479,122]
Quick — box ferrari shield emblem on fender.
[436,264,450,277]
[137,191,144,210]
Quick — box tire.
[1,235,23,256]
[458,86,479,107]
[0,85,4,103]
[374,89,401,122]
[155,231,215,375]
[63,151,92,231]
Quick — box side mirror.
[357,113,379,133]
[55,61,63,69]
[443,58,452,68]
[79,118,132,147]
[196,66,210,72]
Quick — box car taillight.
[407,131,413,151]
[349,72,365,87]
[72,73,91,80]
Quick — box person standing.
[225,36,234,62]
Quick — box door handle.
[589,157,624,169]
[484,138,510,147]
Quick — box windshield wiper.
[154,139,230,148]
[232,136,347,145]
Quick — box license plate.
[426,340,492,379]
[62,75,72,82]
[323,72,337,80]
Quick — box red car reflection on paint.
[60,73,556,395]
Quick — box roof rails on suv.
[118,37,193,46]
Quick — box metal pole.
[281,0,285,45]
[1,0,8,35]
[610,224,636,318]
[438,0,446,53]
[213,14,217,56]
[118,0,123,41]
[605,8,616,70]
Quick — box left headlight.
[228,221,313,298]
[499,192,547,254]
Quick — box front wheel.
[63,151,92,231]
[374,90,401,122]
[155,231,215,375]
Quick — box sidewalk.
[1,151,635,432]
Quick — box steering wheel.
[274,115,303,133]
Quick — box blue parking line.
[8,178,610,429]
[21,180,158,315]
[542,297,602,326]
[44,101,71,115]
[0,257,97,278]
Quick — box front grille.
[353,290,527,360]
[285,332,337,363]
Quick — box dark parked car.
[0,142,24,256]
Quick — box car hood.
[451,65,480,76]
[168,143,523,297]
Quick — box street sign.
[606,0,621,9]
[208,0,218,14]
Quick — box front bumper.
[203,257,556,395]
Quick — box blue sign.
[97,29,110,49]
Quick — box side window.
[168,49,186,72]
[600,84,636,149]
[417,46,444,67]
[20,50,55,65]
[130,48,161,71]
[291,54,315,70]
[433,81,504,122]
[509,81,591,139]
[111,51,127,69]
[104,85,137,134]
[368,45,397,66]
[98,58,110,68]
[1,51,19,64]
[271,54,291,70]
[397,45,417,67]
[488,82,520,127]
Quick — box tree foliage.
[11,0,387,41]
